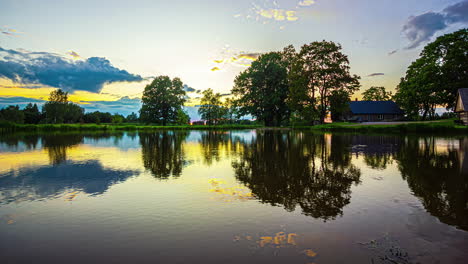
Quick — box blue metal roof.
[349,101,404,115]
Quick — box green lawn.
[304,119,468,133]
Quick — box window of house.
[378,114,384,120]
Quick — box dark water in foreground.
[0,130,467,264]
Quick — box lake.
[0,130,467,263]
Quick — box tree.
[111,114,125,124]
[198,88,227,125]
[329,90,351,122]
[232,52,290,126]
[289,41,360,123]
[362,86,392,101]
[43,89,69,123]
[126,112,139,123]
[176,108,190,125]
[42,89,84,123]
[63,103,84,123]
[23,103,42,124]
[394,29,468,120]
[223,98,238,124]
[139,76,186,125]
[0,105,24,123]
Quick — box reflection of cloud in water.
[208,178,253,202]
[0,160,139,204]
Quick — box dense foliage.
[198,88,228,125]
[232,41,360,126]
[139,76,186,125]
[233,52,290,126]
[362,87,393,101]
[395,28,468,120]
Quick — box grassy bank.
[301,120,468,134]
[0,122,261,133]
[1,120,467,134]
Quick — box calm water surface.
[0,130,467,263]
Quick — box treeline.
[2,30,465,127]
[136,41,360,127]
[0,89,139,125]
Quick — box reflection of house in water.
[349,135,402,170]
[350,135,402,156]
[458,138,468,175]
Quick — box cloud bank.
[403,0,468,49]
[0,47,143,93]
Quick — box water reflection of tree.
[42,134,84,164]
[0,133,40,150]
[232,131,361,221]
[199,131,241,165]
[140,131,189,179]
[396,137,468,230]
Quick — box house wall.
[459,112,468,125]
[347,114,403,122]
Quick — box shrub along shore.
[1,119,467,134]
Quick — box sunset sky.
[1,0,467,118]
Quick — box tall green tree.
[289,41,360,124]
[139,76,186,125]
[43,89,69,123]
[176,108,190,125]
[362,86,392,101]
[198,88,227,125]
[395,29,468,120]
[23,103,42,124]
[329,90,351,122]
[43,89,84,123]
[232,52,290,126]
[223,97,238,124]
[126,112,139,123]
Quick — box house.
[345,101,404,122]
[455,88,468,125]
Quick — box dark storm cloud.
[0,47,143,93]
[403,1,468,49]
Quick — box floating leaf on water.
[304,249,317,257]
[287,233,298,245]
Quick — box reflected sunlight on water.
[0,130,467,263]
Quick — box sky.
[0,0,467,118]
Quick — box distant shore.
[1,119,467,134]
[300,119,468,134]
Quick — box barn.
[346,101,404,122]
[455,88,468,125]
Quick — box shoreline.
[1,119,467,134]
